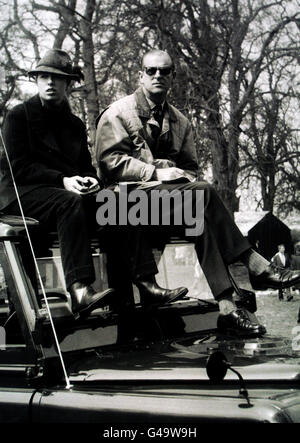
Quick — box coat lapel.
[134,88,156,147]
[134,88,177,150]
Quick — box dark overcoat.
[0,94,97,210]
[271,252,291,270]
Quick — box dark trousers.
[5,187,158,294]
[6,182,251,302]
[116,181,251,300]
[6,187,97,288]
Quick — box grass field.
[155,244,300,341]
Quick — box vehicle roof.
[65,332,300,383]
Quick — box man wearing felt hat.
[0,48,186,316]
[0,48,116,317]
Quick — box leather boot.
[69,282,115,317]
[135,275,188,308]
[250,266,300,290]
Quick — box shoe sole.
[166,287,189,304]
[251,274,300,290]
[74,288,115,319]
[218,327,267,338]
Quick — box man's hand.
[63,176,99,194]
[155,167,186,182]
[80,176,100,194]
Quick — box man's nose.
[153,69,162,78]
[47,75,55,84]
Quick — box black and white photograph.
[0,0,300,430]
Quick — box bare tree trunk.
[53,0,77,48]
[209,112,240,213]
[225,0,247,212]
[79,0,99,147]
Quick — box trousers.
[6,187,97,288]
[5,186,158,296]
[114,181,251,300]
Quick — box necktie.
[153,105,163,129]
[150,105,163,145]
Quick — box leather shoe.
[136,277,188,308]
[69,282,115,317]
[250,265,300,290]
[217,309,266,337]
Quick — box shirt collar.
[134,87,177,122]
[144,95,165,112]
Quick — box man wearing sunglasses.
[95,49,300,337]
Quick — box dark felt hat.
[28,49,80,80]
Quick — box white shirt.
[278,252,286,266]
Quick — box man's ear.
[138,70,144,83]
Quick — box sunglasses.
[144,66,173,76]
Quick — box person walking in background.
[271,244,293,301]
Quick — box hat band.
[36,63,72,75]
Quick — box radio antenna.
[0,128,71,389]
